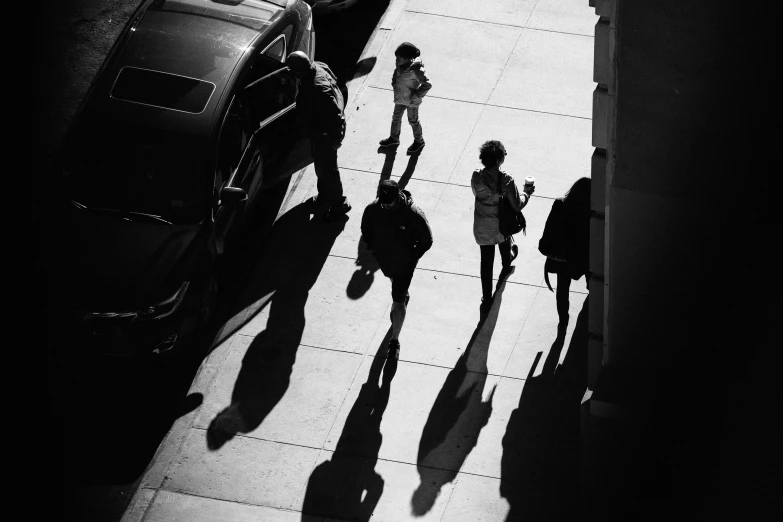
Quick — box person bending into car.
[286,51,352,219]
[361,180,433,361]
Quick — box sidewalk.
[122,1,596,520]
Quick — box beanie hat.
[395,42,420,60]
[377,180,400,205]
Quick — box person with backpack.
[378,42,432,155]
[538,177,591,330]
[472,140,534,318]
[361,180,433,361]
[286,51,352,220]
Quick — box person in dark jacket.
[361,180,433,360]
[286,51,351,219]
[545,177,591,330]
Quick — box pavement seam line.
[406,1,595,38]
[149,487,305,516]
[365,84,591,121]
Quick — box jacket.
[543,198,590,280]
[471,167,529,245]
[392,57,432,107]
[295,61,345,142]
[360,190,434,276]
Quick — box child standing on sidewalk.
[379,42,432,155]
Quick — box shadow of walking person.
[206,202,346,450]
[500,295,589,521]
[410,270,513,516]
[378,146,397,181]
[346,237,380,300]
[397,153,419,191]
[301,330,397,521]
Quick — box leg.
[407,105,423,142]
[390,104,406,139]
[390,264,416,341]
[312,138,344,207]
[480,245,495,302]
[556,271,571,325]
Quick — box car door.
[238,30,300,193]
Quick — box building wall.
[585,0,776,516]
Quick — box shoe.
[387,339,400,361]
[479,297,493,318]
[323,200,352,221]
[502,244,519,269]
[407,140,425,155]
[379,137,400,147]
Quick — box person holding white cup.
[471,140,535,318]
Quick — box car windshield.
[152,0,284,30]
[65,118,209,225]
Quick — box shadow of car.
[54,0,317,357]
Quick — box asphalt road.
[43,2,391,521]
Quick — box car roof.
[102,1,287,137]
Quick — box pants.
[311,138,344,205]
[555,270,591,322]
[479,240,512,300]
[390,104,423,142]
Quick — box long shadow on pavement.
[205,202,346,449]
[300,329,398,521]
[500,295,589,521]
[410,269,515,516]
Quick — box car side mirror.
[220,186,247,206]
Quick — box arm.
[409,206,434,260]
[505,177,531,211]
[315,81,345,139]
[360,207,375,251]
[414,67,432,99]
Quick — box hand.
[524,185,536,196]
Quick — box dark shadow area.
[313,0,390,90]
[206,202,346,449]
[397,154,420,190]
[378,146,398,181]
[352,56,377,81]
[347,237,380,299]
[300,329,397,520]
[500,295,588,521]
[410,270,513,516]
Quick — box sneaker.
[407,140,425,155]
[387,339,400,361]
[503,244,519,269]
[379,137,400,148]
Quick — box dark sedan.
[55,0,315,356]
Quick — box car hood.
[61,208,204,311]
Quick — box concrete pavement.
[122,1,596,520]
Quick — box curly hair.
[479,140,506,167]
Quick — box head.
[395,42,420,67]
[478,140,507,168]
[377,179,400,210]
[286,51,313,80]
[564,176,591,207]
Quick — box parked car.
[305,0,363,15]
[55,0,316,356]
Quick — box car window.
[262,34,286,63]
[216,97,256,193]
